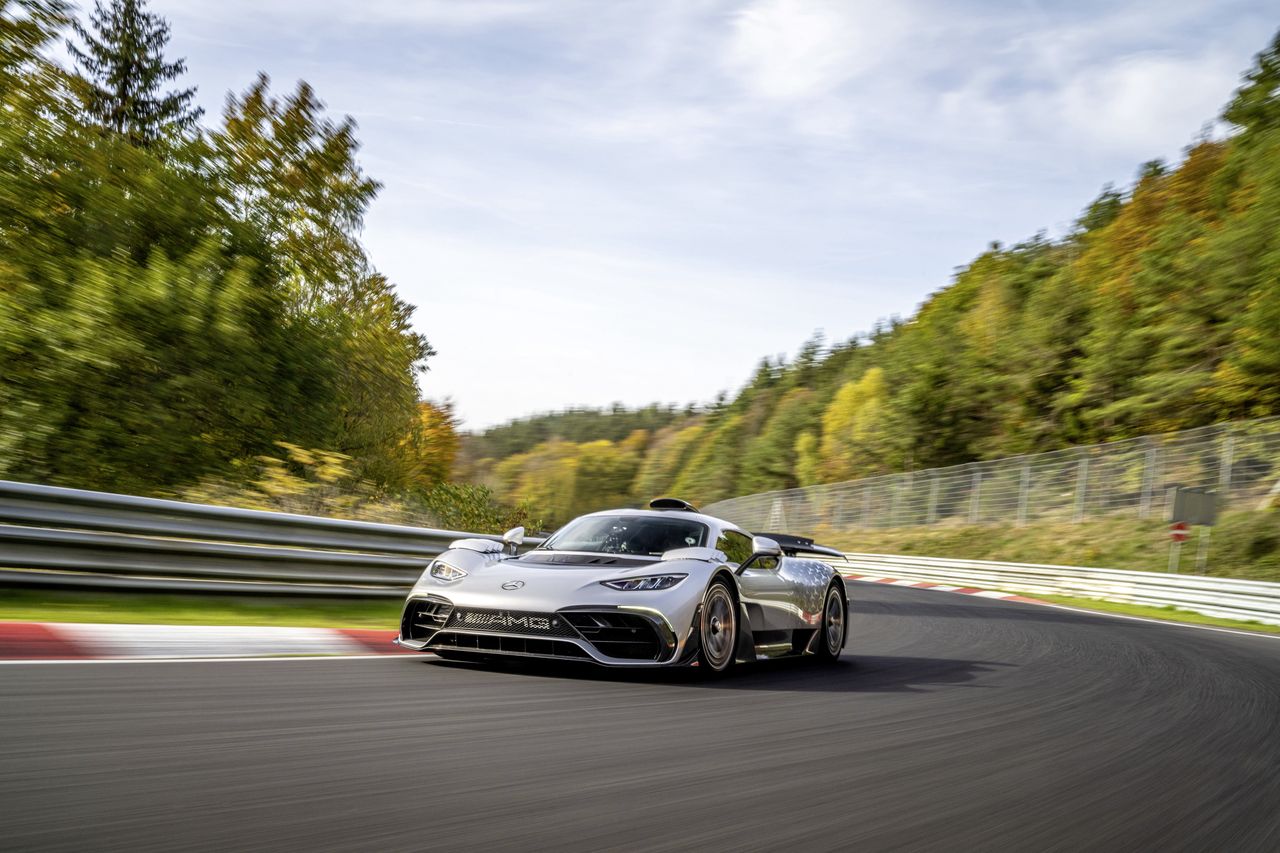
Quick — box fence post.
[1073,454,1090,523]
[1195,526,1212,574]
[1139,438,1156,518]
[766,498,787,532]
[926,476,940,524]
[903,470,913,526]
[968,468,982,524]
[1218,434,1235,506]
[1016,462,1031,526]
[862,486,873,530]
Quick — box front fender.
[679,570,757,665]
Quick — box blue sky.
[156,0,1274,429]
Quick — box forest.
[3,1,1278,532]
[467,30,1280,524]
[0,0,526,527]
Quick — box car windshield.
[541,515,708,556]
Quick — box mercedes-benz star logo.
[501,580,525,590]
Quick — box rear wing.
[755,532,848,561]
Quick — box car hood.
[506,551,658,569]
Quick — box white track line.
[847,576,1280,641]
[0,653,425,665]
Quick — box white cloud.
[721,0,920,100]
[170,0,541,29]
[935,41,1243,163]
[1046,51,1239,154]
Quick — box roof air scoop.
[649,497,699,513]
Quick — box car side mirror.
[750,536,782,558]
[502,526,525,555]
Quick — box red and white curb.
[843,573,1048,606]
[0,622,413,661]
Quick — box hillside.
[468,31,1280,524]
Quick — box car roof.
[579,507,745,535]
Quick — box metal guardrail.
[0,480,542,598]
[842,552,1280,627]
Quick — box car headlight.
[601,574,686,591]
[429,560,468,582]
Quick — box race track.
[4,584,1279,851]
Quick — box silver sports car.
[396,498,849,673]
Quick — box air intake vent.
[401,597,453,641]
[429,633,590,659]
[561,611,664,661]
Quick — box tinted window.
[716,530,754,564]
[542,515,708,556]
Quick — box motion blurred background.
[1,0,1278,628]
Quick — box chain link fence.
[705,417,1280,535]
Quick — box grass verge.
[0,589,402,629]
[1024,593,1280,635]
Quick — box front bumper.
[397,594,690,667]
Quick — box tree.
[631,423,705,501]
[817,368,892,482]
[67,0,201,145]
[738,387,819,493]
[215,74,379,302]
[1,0,434,496]
[398,400,462,492]
[794,432,820,486]
[492,440,580,524]
[1074,184,1124,235]
[214,75,431,486]
[671,413,747,505]
[1224,29,1280,134]
[0,234,332,493]
[1214,280,1280,417]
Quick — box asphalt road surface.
[4,584,1279,852]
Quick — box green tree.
[214,75,431,485]
[493,440,581,524]
[631,423,706,501]
[215,74,383,304]
[738,387,819,493]
[671,413,747,505]
[794,431,820,486]
[68,0,201,145]
[0,1,433,496]
[817,368,891,481]
[1225,29,1280,135]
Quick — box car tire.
[697,579,738,675]
[816,584,846,662]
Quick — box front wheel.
[697,580,737,674]
[816,585,846,662]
